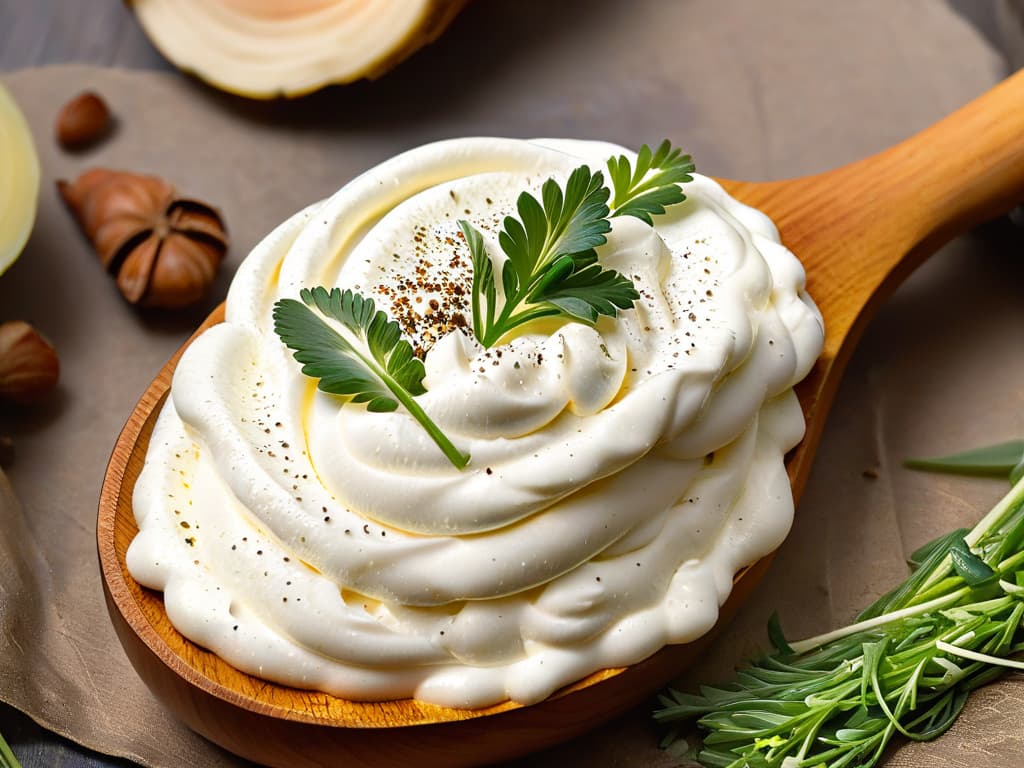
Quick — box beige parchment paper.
[0,1,1020,766]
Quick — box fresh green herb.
[767,611,794,655]
[272,144,694,459]
[273,287,469,469]
[607,139,695,224]
[655,469,1024,768]
[906,440,1024,484]
[460,141,692,348]
[0,728,20,768]
[458,165,628,347]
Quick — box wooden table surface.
[0,2,1015,768]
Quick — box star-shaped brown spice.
[58,169,228,308]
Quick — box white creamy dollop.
[128,138,823,708]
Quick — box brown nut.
[56,91,112,150]
[57,169,228,308]
[0,321,60,404]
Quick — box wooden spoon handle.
[837,66,1024,263]
[728,69,1024,356]
[721,70,1024,502]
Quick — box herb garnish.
[0,728,20,768]
[656,443,1024,767]
[273,287,469,469]
[273,142,694,466]
[608,139,696,224]
[906,440,1024,484]
[460,140,693,348]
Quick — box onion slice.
[0,84,40,278]
[131,0,469,99]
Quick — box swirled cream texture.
[128,138,823,708]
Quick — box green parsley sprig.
[608,139,695,224]
[273,287,469,469]
[460,140,694,348]
[271,142,694,467]
[656,443,1024,768]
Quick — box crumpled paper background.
[0,1,1021,766]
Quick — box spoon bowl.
[98,70,1024,767]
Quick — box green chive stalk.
[0,728,21,768]
[656,474,1024,768]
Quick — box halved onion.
[0,85,40,278]
[131,0,469,99]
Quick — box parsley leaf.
[497,164,612,286]
[459,165,627,348]
[270,143,694,464]
[462,142,693,347]
[458,219,495,344]
[273,287,469,469]
[608,140,695,225]
[531,257,640,323]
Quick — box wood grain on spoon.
[726,68,1024,503]
[97,70,1024,768]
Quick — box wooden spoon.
[98,70,1024,768]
